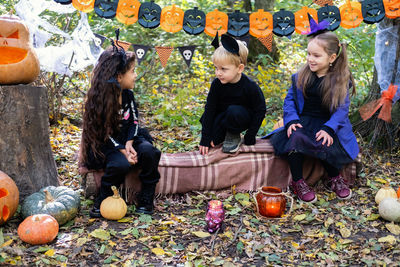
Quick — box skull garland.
[133,44,150,65]
[136,49,145,58]
[178,46,196,68]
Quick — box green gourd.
[21,186,80,225]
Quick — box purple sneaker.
[290,179,317,203]
[324,175,352,199]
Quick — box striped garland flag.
[258,33,273,52]
[313,0,333,7]
[155,46,174,68]
[115,40,132,51]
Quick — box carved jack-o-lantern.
[54,0,72,5]
[0,171,19,225]
[227,10,249,37]
[94,0,119,19]
[160,4,184,33]
[138,0,161,29]
[294,7,318,34]
[273,9,295,37]
[383,0,400,19]
[362,0,386,24]
[204,9,228,37]
[0,15,40,85]
[317,4,341,31]
[249,9,273,38]
[183,7,205,35]
[339,0,363,29]
[116,0,140,25]
[72,0,95,13]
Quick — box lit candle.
[266,203,281,217]
[205,200,225,233]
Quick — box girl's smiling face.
[306,39,336,77]
[118,63,137,89]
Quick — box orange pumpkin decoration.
[339,0,363,29]
[397,187,400,198]
[204,9,228,37]
[294,7,318,34]
[249,9,273,38]
[0,171,19,225]
[116,0,140,25]
[383,0,400,19]
[160,4,184,33]
[18,214,59,245]
[0,14,40,85]
[72,0,95,13]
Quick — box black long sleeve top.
[200,74,266,146]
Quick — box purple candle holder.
[205,200,225,233]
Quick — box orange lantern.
[72,0,95,13]
[294,7,318,34]
[383,0,400,19]
[249,9,273,38]
[116,0,140,25]
[160,4,184,33]
[254,186,293,218]
[339,0,363,29]
[204,9,228,37]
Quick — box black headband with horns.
[107,28,127,89]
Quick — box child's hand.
[199,142,214,155]
[287,123,303,138]
[125,140,137,157]
[120,148,137,165]
[316,130,333,147]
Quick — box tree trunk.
[243,0,279,62]
[0,85,59,199]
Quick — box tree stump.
[0,85,59,199]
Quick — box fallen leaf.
[1,239,13,247]
[117,217,133,223]
[151,247,165,256]
[293,214,306,221]
[386,223,400,235]
[339,227,351,238]
[378,235,396,244]
[192,231,211,238]
[324,217,334,228]
[44,249,55,257]
[89,229,110,240]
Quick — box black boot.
[89,196,102,218]
[136,183,156,214]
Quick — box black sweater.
[200,74,266,146]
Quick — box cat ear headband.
[211,32,240,56]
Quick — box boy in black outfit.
[199,34,266,155]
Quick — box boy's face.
[214,61,244,84]
[118,63,137,90]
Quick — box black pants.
[207,105,251,145]
[288,152,340,182]
[95,140,161,207]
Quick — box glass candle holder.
[205,200,224,233]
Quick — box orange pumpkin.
[0,14,39,85]
[294,6,318,34]
[72,0,95,13]
[383,0,400,19]
[397,187,400,198]
[339,0,363,29]
[249,9,273,38]
[0,171,19,225]
[160,4,184,33]
[116,0,140,25]
[204,9,228,37]
[18,214,59,245]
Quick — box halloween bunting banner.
[53,0,399,37]
[178,46,197,68]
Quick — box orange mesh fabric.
[313,0,333,7]
[258,34,273,52]
[155,46,174,68]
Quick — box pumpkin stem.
[111,186,120,198]
[44,190,55,203]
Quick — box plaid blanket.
[79,139,360,204]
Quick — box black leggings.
[287,151,339,181]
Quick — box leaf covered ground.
[1,105,400,267]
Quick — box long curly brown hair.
[81,47,135,164]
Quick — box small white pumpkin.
[379,198,400,222]
[375,185,397,204]
[100,186,127,220]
